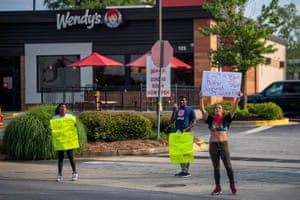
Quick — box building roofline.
[271,35,288,46]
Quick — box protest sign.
[50,116,79,151]
[201,71,242,97]
[168,132,194,164]
[146,56,171,97]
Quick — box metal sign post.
[157,41,164,139]
[151,40,173,139]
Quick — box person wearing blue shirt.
[170,95,196,177]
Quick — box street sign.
[151,40,173,68]
[150,40,173,140]
[146,56,171,97]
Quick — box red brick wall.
[193,18,223,105]
[162,0,206,7]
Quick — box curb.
[255,118,290,126]
[193,137,207,151]
[80,147,169,157]
[3,112,20,118]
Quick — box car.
[242,80,300,117]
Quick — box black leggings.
[57,150,76,175]
[209,141,235,185]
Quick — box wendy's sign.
[56,9,123,30]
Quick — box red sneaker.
[230,184,237,195]
[211,186,221,195]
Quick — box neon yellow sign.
[50,116,79,151]
[168,132,194,163]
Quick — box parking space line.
[240,126,273,135]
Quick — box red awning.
[68,52,123,67]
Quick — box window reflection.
[95,67,125,86]
[94,55,125,86]
[37,55,80,91]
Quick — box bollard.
[95,90,101,111]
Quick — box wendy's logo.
[104,9,123,28]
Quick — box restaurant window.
[94,55,125,86]
[172,53,194,85]
[130,66,146,85]
[128,54,146,85]
[37,55,80,91]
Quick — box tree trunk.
[241,71,248,110]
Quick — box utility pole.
[33,0,36,11]
[157,0,162,139]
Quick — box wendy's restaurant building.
[0,0,287,112]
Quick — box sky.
[244,0,300,18]
[0,0,299,15]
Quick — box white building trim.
[25,43,92,104]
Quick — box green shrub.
[78,111,173,141]
[108,112,152,141]
[139,112,157,130]
[205,100,234,116]
[77,111,104,141]
[79,111,153,142]
[160,113,175,134]
[247,103,256,113]
[205,101,283,120]
[251,102,283,120]
[3,104,87,160]
[140,112,175,135]
[234,109,250,120]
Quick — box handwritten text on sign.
[168,132,194,164]
[50,116,79,151]
[146,56,171,97]
[201,71,242,97]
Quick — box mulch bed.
[0,139,169,160]
[84,139,169,152]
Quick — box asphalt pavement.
[0,113,299,200]
[1,151,299,200]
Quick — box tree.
[198,0,284,109]
[275,3,300,47]
[43,0,155,10]
[275,3,300,79]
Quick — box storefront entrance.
[0,58,20,111]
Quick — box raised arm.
[229,91,243,118]
[199,92,208,121]
[170,104,178,123]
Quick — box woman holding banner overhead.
[170,95,196,178]
[199,91,242,195]
[51,103,79,182]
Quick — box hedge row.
[205,101,284,120]
[78,111,174,142]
